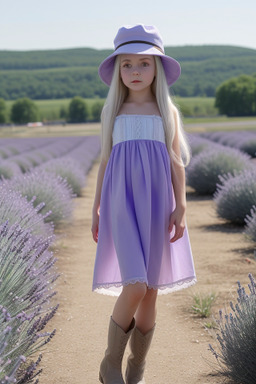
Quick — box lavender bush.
[66,136,101,174]
[0,186,53,239]
[186,146,252,195]
[209,274,256,384]
[214,169,256,224]
[10,155,32,173]
[188,134,219,156]
[240,138,256,158]
[245,206,256,242]
[5,170,74,226]
[38,157,85,196]
[0,222,58,383]
[0,161,21,179]
[0,147,16,159]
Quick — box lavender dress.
[92,115,196,296]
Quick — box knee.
[142,288,158,304]
[123,282,147,306]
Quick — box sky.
[1,0,256,51]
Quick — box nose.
[132,66,140,75]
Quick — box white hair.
[152,56,191,166]
[100,56,127,162]
[100,55,190,166]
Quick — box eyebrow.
[121,57,153,63]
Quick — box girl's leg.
[99,283,147,384]
[112,282,148,331]
[125,288,158,384]
[134,288,158,333]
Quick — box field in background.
[5,97,218,122]
[5,98,101,122]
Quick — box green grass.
[191,292,216,318]
[175,97,218,117]
[204,320,218,329]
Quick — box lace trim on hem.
[92,276,197,297]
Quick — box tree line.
[1,45,255,71]
[0,97,104,124]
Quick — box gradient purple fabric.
[93,115,196,296]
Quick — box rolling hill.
[0,45,255,100]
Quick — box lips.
[131,80,142,83]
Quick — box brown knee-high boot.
[125,325,155,384]
[99,317,135,384]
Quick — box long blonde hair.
[100,55,190,166]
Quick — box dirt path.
[40,158,255,384]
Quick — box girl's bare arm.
[91,158,107,243]
[168,113,187,243]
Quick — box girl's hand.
[91,209,99,243]
[168,206,186,243]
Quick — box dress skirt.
[92,115,196,296]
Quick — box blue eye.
[142,62,149,67]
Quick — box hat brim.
[98,43,181,87]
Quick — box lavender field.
[0,135,100,383]
[1,126,256,383]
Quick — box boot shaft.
[125,325,155,384]
[99,317,135,383]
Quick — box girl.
[91,24,196,384]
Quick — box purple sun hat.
[98,24,181,87]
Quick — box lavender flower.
[244,206,256,242]
[0,185,53,238]
[0,222,58,382]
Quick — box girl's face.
[120,54,156,92]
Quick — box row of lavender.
[187,131,256,384]
[199,130,256,158]
[0,136,100,383]
[0,136,99,182]
[187,131,256,243]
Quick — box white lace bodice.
[112,115,165,146]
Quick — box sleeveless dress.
[92,115,196,296]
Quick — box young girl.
[91,24,196,384]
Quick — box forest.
[0,45,256,100]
